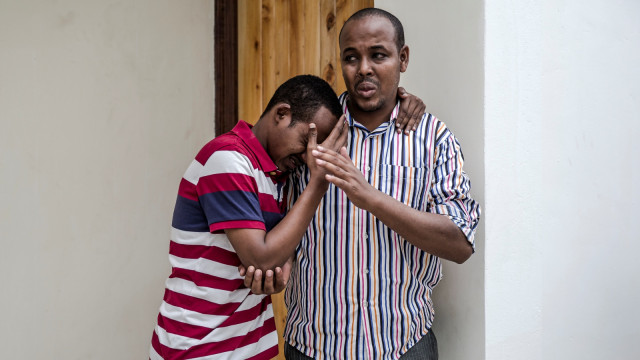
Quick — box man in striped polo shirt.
[149,75,349,360]
[281,8,481,360]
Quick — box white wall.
[376,1,485,359]
[485,1,640,359]
[0,1,215,358]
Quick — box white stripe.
[201,150,253,177]
[149,343,162,360]
[171,227,235,252]
[192,330,278,360]
[164,277,258,305]
[154,303,275,354]
[202,150,280,201]
[199,303,273,342]
[169,254,242,280]
[183,159,203,185]
[155,324,199,351]
[159,301,228,329]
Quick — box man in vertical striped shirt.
[282,8,481,360]
[149,75,349,360]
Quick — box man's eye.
[373,53,386,59]
[344,55,356,62]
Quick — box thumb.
[397,86,408,98]
[307,123,317,150]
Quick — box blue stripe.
[172,195,209,232]
[199,190,262,225]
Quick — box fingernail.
[317,145,325,151]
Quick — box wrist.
[306,176,330,193]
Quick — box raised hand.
[313,145,375,210]
[305,115,348,182]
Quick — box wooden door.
[238,0,373,124]
[236,1,373,358]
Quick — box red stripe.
[217,295,272,328]
[198,173,257,195]
[163,289,242,316]
[169,241,241,267]
[157,313,212,340]
[257,193,283,213]
[151,318,277,360]
[177,178,198,200]
[210,220,265,233]
[169,267,245,292]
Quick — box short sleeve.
[197,149,266,233]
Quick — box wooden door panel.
[236,1,373,358]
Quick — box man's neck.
[346,99,396,132]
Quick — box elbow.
[451,243,473,264]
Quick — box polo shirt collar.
[231,120,283,177]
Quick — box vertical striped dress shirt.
[285,93,481,359]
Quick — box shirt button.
[269,171,276,176]
[366,166,371,171]
[363,301,368,307]
[364,269,369,274]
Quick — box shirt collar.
[230,120,283,177]
[339,92,401,133]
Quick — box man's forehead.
[310,108,337,143]
[340,15,395,45]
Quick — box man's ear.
[274,103,292,126]
[399,45,409,73]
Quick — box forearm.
[365,189,473,263]
[243,178,327,270]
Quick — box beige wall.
[0,1,215,358]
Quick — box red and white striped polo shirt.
[150,121,286,360]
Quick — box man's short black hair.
[261,75,342,125]
[339,8,405,51]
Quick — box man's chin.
[354,98,384,113]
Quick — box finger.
[406,103,426,134]
[315,153,353,180]
[274,267,285,292]
[243,266,255,288]
[339,146,351,158]
[263,269,275,294]
[313,149,347,169]
[322,114,347,148]
[324,172,351,190]
[251,269,263,294]
[336,117,348,148]
[238,265,246,277]
[396,88,413,132]
[307,122,317,150]
[402,102,420,134]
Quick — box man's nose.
[358,58,373,77]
